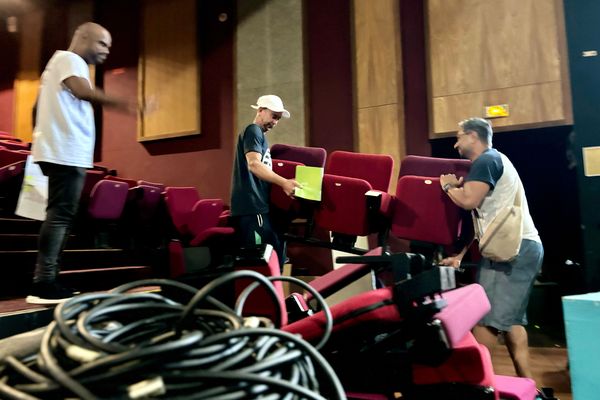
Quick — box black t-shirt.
[465,148,503,190]
[230,124,272,216]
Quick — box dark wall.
[400,0,431,156]
[564,0,600,291]
[305,0,354,152]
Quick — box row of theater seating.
[225,241,538,399]
[1,134,541,398]
[161,144,477,281]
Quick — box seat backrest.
[163,187,202,235]
[0,140,29,151]
[0,148,28,167]
[138,180,165,192]
[234,245,287,326]
[0,133,21,142]
[104,175,138,188]
[315,174,372,236]
[189,198,225,237]
[81,170,107,201]
[400,155,471,179]
[135,184,163,221]
[326,151,394,192]
[0,160,26,183]
[88,180,129,220]
[271,143,327,168]
[391,176,462,245]
[271,159,304,211]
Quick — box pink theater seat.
[104,175,138,189]
[0,147,28,167]
[234,244,287,326]
[0,160,25,185]
[137,180,165,192]
[309,151,394,251]
[271,143,327,168]
[399,155,471,179]
[0,132,21,142]
[271,158,304,212]
[391,175,462,246]
[316,174,373,236]
[326,150,394,193]
[164,187,232,243]
[0,139,30,151]
[88,180,129,220]
[81,170,107,203]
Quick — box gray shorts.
[477,239,544,332]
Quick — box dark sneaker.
[26,281,78,305]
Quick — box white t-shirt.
[468,149,540,243]
[31,50,95,168]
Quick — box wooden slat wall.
[13,10,44,142]
[427,0,572,136]
[353,0,405,191]
[138,0,200,141]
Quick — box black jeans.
[234,213,286,269]
[34,162,86,283]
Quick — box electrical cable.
[0,271,344,399]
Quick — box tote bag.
[473,186,523,262]
[15,155,48,221]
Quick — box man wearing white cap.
[230,95,300,268]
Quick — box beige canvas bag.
[473,186,523,262]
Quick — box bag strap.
[513,179,524,208]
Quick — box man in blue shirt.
[230,95,300,268]
[439,117,544,379]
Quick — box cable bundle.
[0,271,344,400]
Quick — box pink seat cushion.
[495,375,537,400]
[435,283,490,347]
[412,332,496,389]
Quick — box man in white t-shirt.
[27,22,135,305]
[439,117,544,380]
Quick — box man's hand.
[440,173,463,189]
[439,256,462,269]
[282,179,301,197]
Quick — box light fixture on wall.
[6,16,18,33]
[218,13,227,22]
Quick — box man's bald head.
[68,22,112,65]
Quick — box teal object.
[563,292,600,400]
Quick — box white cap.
[251,95,290,118]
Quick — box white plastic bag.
[15,155,48,221]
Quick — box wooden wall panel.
[432,81,566,133]
[138,0,200,141]
[358,105,404,169]
[427,0,572,136]
[13,9,43,142]
[353,0,404,190]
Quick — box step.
[0,216,41,234]
[0,283,160,339]
[0,265,156,298]
[0,248,141,273]
[0,233,92,251]
[59,265,155,291]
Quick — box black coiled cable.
[0,271,343,400]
